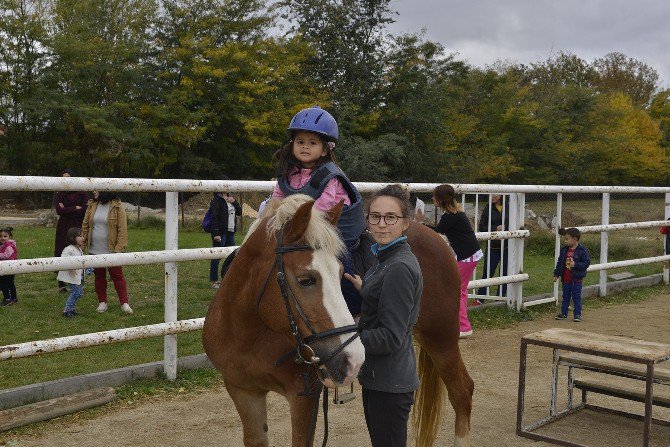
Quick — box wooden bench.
[557,352,670,413]
[517,328,670,447]
[558,352,670,384]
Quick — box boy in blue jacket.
[554,227,591,322]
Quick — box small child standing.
[0,226,19,306]
[57,227,85,317]
[554,227,591,322]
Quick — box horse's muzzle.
[315,338,364,388]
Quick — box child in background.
[57,227,85,317]
[272,106,366,315]
[0,227,19,306]
[554,227,591,322]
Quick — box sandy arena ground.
[3,293,670,446]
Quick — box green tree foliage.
[0,1,667,187]
[0,0,51,173]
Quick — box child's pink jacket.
[272,167,351,212]
[0,240,18,260]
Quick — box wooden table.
[516,328,670,446]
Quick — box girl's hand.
[415,209,425,222]
[569,259,576,268]
[213,235,221,242]
[343,273,362,291]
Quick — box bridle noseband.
[256,226,360,369]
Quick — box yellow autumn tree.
[582,92,667,185]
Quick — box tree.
[0,0,51,174]
[592,52,659,106]
[44,0,159,176]
[582,92,667,185]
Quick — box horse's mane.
[244,194,345,258]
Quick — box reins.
[254,225,360,447]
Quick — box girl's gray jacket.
[358,239,423,393]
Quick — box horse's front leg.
[286,387,320,447]
[226,383,270,447]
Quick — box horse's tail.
[413,345,446,447]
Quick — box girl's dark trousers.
[0,275,17,302]
[362,387,414,446]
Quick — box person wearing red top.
[661,219,669,255]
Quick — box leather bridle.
[255,225,360,369]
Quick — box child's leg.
[340,246,361,316]
[457,260,477,333]
[560,282,572,316]
[94,268,108,302]
[64,283,83,312]
[8,275,17,302]
[573,282,583,317]
[0,275,9,301]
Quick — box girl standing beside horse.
[345,185,423,447]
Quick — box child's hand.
[415,209,425,222]
[344,273,362,291]
[569,259,576,268]
[553,275,558,282]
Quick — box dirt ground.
[3,293,670,447]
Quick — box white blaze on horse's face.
[311,249,365,387]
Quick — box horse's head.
[248,195,364,387]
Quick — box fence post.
[507,193,521,309]
[665,193,670,285]
[164,192,179,380]
[516,193,526,311]
[554,193,563,305]
[599,193,610,297]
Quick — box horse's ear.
[324,199,344,226]
[284,200,314,244]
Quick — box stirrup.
[333,383,356,404]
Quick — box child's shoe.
[555,313,567,320]
[573,315,581,322]
[211,281,220,289]
[96,302,108,313]
[1,298,16,306]
[121,303,134,314]
[62,310,76,318]
[459,330,473,338]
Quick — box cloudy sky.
[388,0,670,88]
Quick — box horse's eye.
[297,275,317,287]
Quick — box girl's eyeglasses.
[366,213,405,226]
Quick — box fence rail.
[1,175,668,389]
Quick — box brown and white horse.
[203,195,473,447]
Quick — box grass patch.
[114,368,222,404]
[469,306,538,330]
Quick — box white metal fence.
[0,176,669,382]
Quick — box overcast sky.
[388,0,670,88]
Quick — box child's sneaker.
[1,298,16,306]
[96,302,108,313]
[574,315,581,322]
[459,330,473,338]
[555,313,567,320]
[62,310,76,318]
